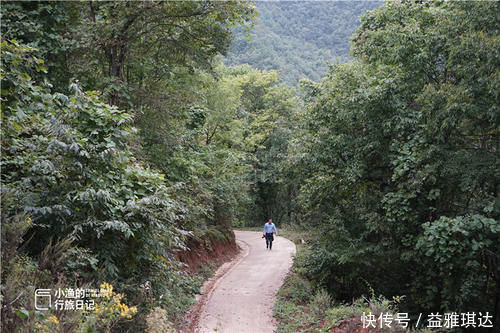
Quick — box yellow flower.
[48,315,59,325]
[100,282,113,297]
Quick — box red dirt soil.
[177,232,239,274]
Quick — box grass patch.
[274,268,412,332]
[234,226,262,232]
[273,228,426,333]
[277,226,310,245]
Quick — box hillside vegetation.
[224,1,382,85]
[272,0,499,327]
[1,1,498,332]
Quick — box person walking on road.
[263,218,278,250]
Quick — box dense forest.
[1,1,499,332]
[224,1,382,85]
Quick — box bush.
[145,307,176,333]
[278,273,313,305]
[1,40,189,331]
[309,288,331,317]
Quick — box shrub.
[309,288,331,317]
[279,273,313,305]
[1,40,188,331]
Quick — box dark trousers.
[265,233,274,249]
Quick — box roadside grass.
[235,226,262,232]
[235,224,308,243]
[274,265,408,333]
[276,225,310,244]
[273,227,421,333]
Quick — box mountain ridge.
[224,1,383,86]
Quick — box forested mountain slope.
[2,1,498,332]
[224,1,382,85]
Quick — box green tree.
[0,1,82,91]
[1,41,193,330]
[289,0,499,319]
[74,0,255,107]
[224,65,301,224]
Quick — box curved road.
[195,230,296,333]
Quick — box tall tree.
[290,0,499,319]
[77,0,255,106]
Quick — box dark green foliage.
[416,215,499,311]
[230,66,301,225]
[2,0,499,330]
[0,40,190,330]
[288,0,499,320]
[2,1,257,329]
[225,1,382,86]
[0,1,81,91]
[74,0,256,107]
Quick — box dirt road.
[194,230,296,333]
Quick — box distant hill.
[224,1,382,86]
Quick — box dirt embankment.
[176,228,239,274]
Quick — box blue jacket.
[263,223,278,235]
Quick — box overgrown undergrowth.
[274,228,425,333]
